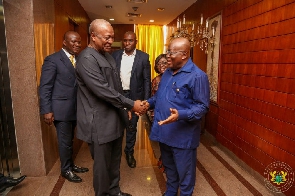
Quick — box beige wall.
[3,0,46,176]
[3,0,91,176]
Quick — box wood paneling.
[54,0,91,52]
[179,0,295,195]
[112,24,134,42]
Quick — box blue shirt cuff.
[178,110,187,120]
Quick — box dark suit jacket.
[39,49,77,121]
[75,47,134,144]
[111,49,151,100]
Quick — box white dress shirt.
[120,49,136,90]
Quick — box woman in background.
[148,54,168,122]
[151,54,168,97]
[148,54,168,173]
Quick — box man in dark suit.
[112,31,151,168]
[76,19,146,196]
[39,31,89,183]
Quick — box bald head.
[123,31,137,55]
[62,31,81,55]
[170,37,190,55]
[124,31,137,39]
[88,19,114,53]
[166,37,191,74]
[89,19,112,35]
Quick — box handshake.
[132,100,150,116]
[130,100,179,126]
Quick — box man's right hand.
[44,112,54,126]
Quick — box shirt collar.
[123,49,136,57]
[62,48,74,58]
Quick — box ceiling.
[78,0,197,26]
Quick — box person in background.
[148,54,168,122]
[39,31,89,183]
[112,31,151,168]
[145,37,210,196]
[0,173,26,193]
[147,54,168,173]
[76,19,147,196]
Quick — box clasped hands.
[132,100,179,126]
[132,100,150,116]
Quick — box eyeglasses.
[166,50,186,56]
[157,61,167,66]
[93,32,114,42]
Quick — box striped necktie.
[69,55,75,67]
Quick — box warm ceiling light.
[127,13,142,17]
[149,20,154,22]
[105,5,112,8]
[126,0,147,3]
[109,18,114,21]
[157,8,165,11]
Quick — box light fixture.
[170,14,196,48]
[196,14,218,54]
[157,8,165,11]
[127,13,142,17]
[132,7,138,11]
[109,18,114,21]
[149,20,154,22]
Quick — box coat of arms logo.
[264,161,294,193]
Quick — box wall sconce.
[197,14,218,54]
[170,14,196,48]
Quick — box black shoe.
[72,165,89,173]
[126,154,136,168]
[0,175,26,193]
[61,170,82,183]
[110,191,132,196]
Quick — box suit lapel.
[59,50,75,76]
[117,50,123,72]
[131,52,140,77]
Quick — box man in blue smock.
[146,37,210,196]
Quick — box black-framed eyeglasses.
[157,61,168,66]
[166,50,186,56]
[93,32,114,42]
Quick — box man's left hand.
[158,108,179,125]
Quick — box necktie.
[69,55,75,67]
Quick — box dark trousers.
[160,142,197,196]
[123,91,139,155]
[54,120,76,173]
[0,173,6,185]
[89,136,123,196]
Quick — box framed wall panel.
[206,13,221,103]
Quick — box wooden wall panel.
[205,103,218,136]
[54,0,91,52]
[112,24,134,42]
[172,0,295,194]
